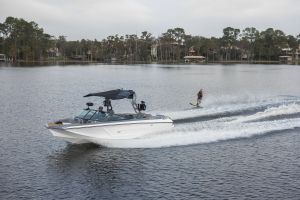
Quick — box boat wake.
[99,96,300,148]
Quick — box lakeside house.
[0,54,6,61]
[47,47,61,58]
[184,46,205,63]
[279,55,293,64]
[279,45,300,64]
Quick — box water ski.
[189,102,203,108]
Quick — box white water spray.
[96,96,300,148]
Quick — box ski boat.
[46,89,174,145]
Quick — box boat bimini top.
[84,89,135,100]
[84,89,146,114]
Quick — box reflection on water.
[49,143,100,166]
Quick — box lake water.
[0,63,300,199]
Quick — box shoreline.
[1,59,299,66]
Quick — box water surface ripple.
[0,64,299,199]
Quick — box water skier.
[196,89,203,107]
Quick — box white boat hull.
[48,118,173,145]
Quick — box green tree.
[139,31,153,62]
[258,28,287,61]
[241,27,259,60]
[56,35,67,59]
[0,16,53,61]
[221,27,240,60]
[159,28,186,61]
[286,35,298,50]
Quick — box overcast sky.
[1,0,299,40]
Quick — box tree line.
[0,16,299,62]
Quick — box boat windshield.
[77,110,90,119]
[76,109,96,120]
[75,109,137,123]
[91,112,107,121]
[84,110,96,120]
